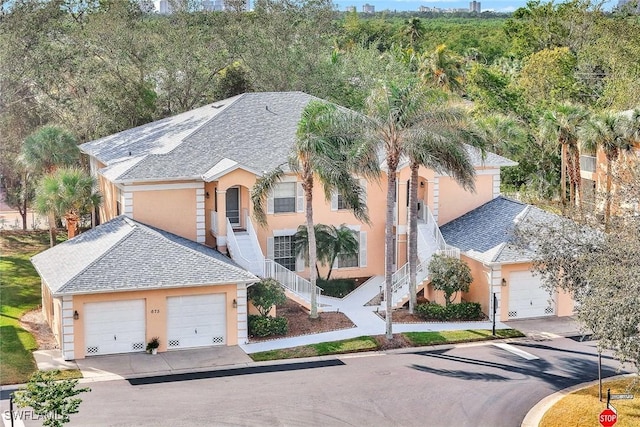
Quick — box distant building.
[469,0,481,13]
[346,5,356,13]
[419,5,442,12]
[362,3,375,13]
[159,0,172,14]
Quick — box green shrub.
[248,315,288,337]
[416,302,448,321]
[415,302,484,321]
[317,278,357,298]
[448,302,483,320]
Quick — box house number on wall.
[150,309,160,314]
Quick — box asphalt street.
[1,337,627,427]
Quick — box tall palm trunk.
[605,158,613,232]
[407,161,419,314]
[303,172,319,319]
[47,212,57,247]
[560,142,567,214]
[385,154,399,339]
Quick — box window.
[274,235,296,271]
[337,194,347,210]
[274,183,296,213]
[337,232,359,268]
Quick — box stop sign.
[599,408,617,427]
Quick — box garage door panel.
[167,294,226,349]
[84,300,146,356]
[508,271,555,319]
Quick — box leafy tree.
[579,111,633,230]
[13,370,91,427]
[252,101,374,318]
[34,167,101,241]
[294,223,333,279]
[517,47,579,107]
[401,17,425,51]
[247,278,287,317]
[0,166,35,230]
[428,254,472,306]
[514,171,640,371]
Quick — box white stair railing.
[385,206,458,307]
[246,215,265,276]
[263,259,322,303]
[226,218,254,272]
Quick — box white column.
[61,296,75,360]
[195,188,206,243]
[236,284,248,344]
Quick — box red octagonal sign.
[599,408,617,427]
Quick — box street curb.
[521,373,635,427]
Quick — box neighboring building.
[469,0,481,13]
[32,216,257,360]
[362,3,375,13]
[159,0,172,14]
[33,91,576,359]
[346,5,356,13]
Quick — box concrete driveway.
[57,346,252,381]
[504,316,587,341]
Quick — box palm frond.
[251,166,285,226]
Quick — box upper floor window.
[274,183,296,213]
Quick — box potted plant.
[146,337,160,355]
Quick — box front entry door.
[226,187,240,227]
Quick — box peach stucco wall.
[132,188,197,241]
[438,173,495,226]
[96,160,120,222]
[460,255,491,316]
[41,282,62,348]
[70,284,240,359]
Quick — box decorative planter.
[151,348,158,355]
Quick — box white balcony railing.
[226,218,253,271]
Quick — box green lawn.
[250,329,523,362]
[0,231,54,385]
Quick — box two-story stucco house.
[33,92,575,360]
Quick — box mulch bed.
[249,298,356,342]
[20,308,58,350]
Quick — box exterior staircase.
[226,216,322,312]
[387,207,460,309]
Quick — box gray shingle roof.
[31,216,258,296]
[81,92,318,183]
[440,196,560,263]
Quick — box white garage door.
[84,300,146,356]
[508,271,555,319]
[167,294,226,349]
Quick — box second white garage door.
[508,271,555,319]
[167,294,226,349]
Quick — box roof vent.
[123,217,136,227]
[211,103,224,109]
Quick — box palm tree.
[21,126,80,174]
[402,17,424,51]
[418,45,464,94]
[20,126,81,246]
[294,224,359,280]
[294,224,333,279]
[34,167,101,241]
[252,101,374,319]
[540,104,589,214]
[404,106,478,313]
[579,111,633,231]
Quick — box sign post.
[492,293,497,336]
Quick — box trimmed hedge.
[415,302,483,321]
[248,315,288,337]
[317,278,357,298]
